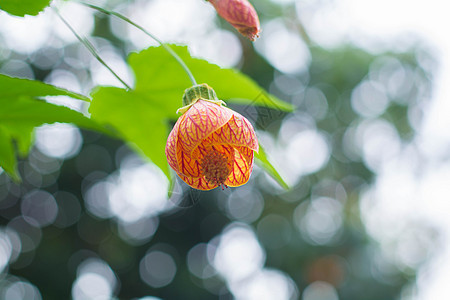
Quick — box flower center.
[200,147,231,187]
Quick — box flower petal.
[209,0,260,41]
[225,146,254,187]
[165,119,181,173]
[177,173,218,191]
[178,100,233,155]
[205,112,259,151]
[176,142,202,178]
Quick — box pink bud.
[208,0,261,41]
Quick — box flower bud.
[208,0,260,41]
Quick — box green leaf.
[0,126,19,181]
[0,0,52,16]
[0,74,100,180]
[0,96,106,181]
[129,45,295,116]
[255,144,289,190]
[0,74,90,101]
[89,87,170,178]
[90,45,290,190]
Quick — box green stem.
[79,2,198,86]
[53,7,132,90]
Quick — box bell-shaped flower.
[165,84,258,190]
[208,0,261,41]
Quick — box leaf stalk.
[53,7,132,90]
[79,2,198,86]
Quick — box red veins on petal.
[208,0,261,41]
[204,112,259,151]
[177,100,233,154]
[165,120,180,173]
[165,99,258,191]
[225,146,254,187]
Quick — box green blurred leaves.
[0,74,104,181]
[89,87,170,177]
[130,45,294,114]
[90,45,290,189]
[0,0,52,16]
[0,74,89,101]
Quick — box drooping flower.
[207,0,261,41]
[165,84,258,191]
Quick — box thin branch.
[53,7,132,90]
[79,2,198,86]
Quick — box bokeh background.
[0,0,449,299]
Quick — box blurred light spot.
[257,214,292,250]
[302,281,339,300]
[187,243,216,279]
[270,0,295,4]
[136,297,163,300]
[394,226,435,269]
[0,14,51,54]
[282,129,330,185]
[127,0,215,48]
[274,73,305,96]
[255,19,311,74]
[3,228,21,264]
[77,258,117,288]
[190,29,242,68]
[369,56,412,102]
[72,273,113,300]
[226,188,264,223]
[53,4,94,43]
[355,119,401,171]
[29,150,62,175]
[53,191,82,228]
[279,114,316,145]
[107,155,170,222]
[84,181,115,219]
[212,223,265,282]
[22,162,43,188]
[0,230,13,273]
[0,59,34,79]
[295,0,353,48]
[304,87,329,120]
[63,44,92,70]
[0,42,11,60]
[35,124,83,159]
[3,281,42,300]
[312,179,348,203]
[21,190,58,227]
[294,197,343,245]
[139,251,177,288]
[73,258,117,300]
[29,46,63,70]
[341,125,360,161]
[351,80,389,117]
[7,216,42,253]
[117,217,159,245]
[230,268,298,300]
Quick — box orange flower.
[208,0,261,41]
[165,84,258,190]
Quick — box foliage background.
[0,0,448,299]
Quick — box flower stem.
[53,7,132,90]
[78,2,198,86]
